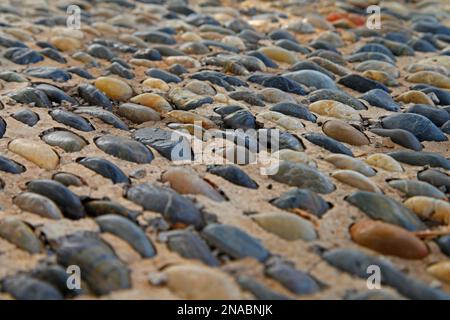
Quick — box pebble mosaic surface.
[0,0,449,300]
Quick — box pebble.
[370,128,422,151]
[406,104,450,127]
[41,128,87,152]
[50,109,94,132]
[13,192,63,220]
[332,170,381,193]
[202,223,270,261]
[388,151,450,170]
[163,230,219,266]
[77,157,130,184]
[323,248,450,300]
[55,235,130,295]
[169,87,213,110]
[50,36,81,51]
[168,110,217,129]
[325,154,375,177]
[322,120,369,146]
[338,74,389,93]
[116,103,161,124]
[355,60,399,78]
[161,168,224,202]
[259,111,304,130]
[27,179,85,219]
[146,68,181,84]
[284,70,337,90]
[132,128,192,161]
[396,90,435,105]
[272,150,316,168]
[206,165,258,189]
[9,87,51,108]
[95,135,153,164]
[405,196,450,225]
[126,183,204,229]
[406,71,450,89]
[24,67,71,82]
[8,138,59,170]
[35,84,77,105]
[350,220,428,259]
[309,100,361,121]
[164,265,242,299]
[96,214,156,258]
[0,217,43,254]
[75,107,128,130]
[290,60,336,80]
[94,77,133,101]
[52,172,84,187]
[417,169,450,193]
[185,80,216,96]
[303,133,353,156]
[270,102,316,122]
[3,275,64,300]
[142,78,170,91]
[223,109,255,130]
[130,93,173,114]
[271,188,329,217]
[258,46,297,64]
[0,155,26,174]
[365,153,403,172]
[4,47,43,65]
[78,84,112,110]
[427,262,450,284]
[11,109,39,127]
[359,89,400,111]
[236,275,291,300]
[308,88,366,110]
[362,70,399,87]
[269,161,335,194]
[345,191,425,231]
[87,44,115,60]
[265,260,321,295]
[252,212,317,241]
[381,113,447,142]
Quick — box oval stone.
[161,168,225,202]
[94,77,133,101]
[322,120,369,146]
[252,212,317,241]
[8,138,59,170]
[350,220,428,259]
[95,135,153,164]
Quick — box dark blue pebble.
[359,89,400,111]
[145,68,181,83]
[4,47,43,65]
[270,102,316,122]
[35,84,78,105]
[339,74,390,93]
[406,104,450,127]
[77,157,130,184]
[107,62,134,79]
[67,67,94,80]
[302,133,353,156]
[323,248,450,300]
[77,84,112,110]
[247,51,278,68]
[25,67,71,82]
[133,48,161,61]
[382,113,447,142]
[39,48,66,63]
